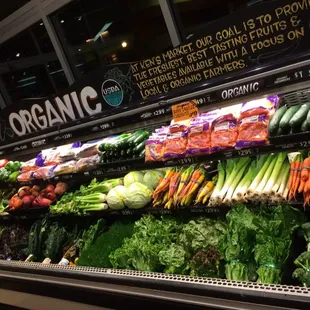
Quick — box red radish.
[45,185,55,193]
[36,195,52,208]
[46,192,56,201]
[32,199,40,208]
[18,189,26,198]
[22,195,35,208]
[31,185,41,192]
[31,191,40,197]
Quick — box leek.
[209,161,225,206]
[255,154,278,194]
[247,154,273,196]
[282,178,290,200]
[233,161,256,201]
[77,193,107,203]
[218,157,250,201]
[224,163,248,204]
[78,203,109,212]
[276,163,290,199]
[262,153,287,195]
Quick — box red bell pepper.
[0,159,8,168]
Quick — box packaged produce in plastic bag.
[187,111,219,155]
[211,104,241,152]
[20,158,39,173]
[145,136,165,162]
[33,166,57,180]
[17,171,33,182]
[53,160,77,176]
[145,127,168,162]
[164,121,189,159]
[40,142,81,166]
[74,155,100,173]
[236,97,279,148]
[75,140,102,159]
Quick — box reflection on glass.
[52,0,172,76]
[173,0,272,38]
[0,21,69,105]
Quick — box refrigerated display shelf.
[6,133,310,188]
[0,260,309,310]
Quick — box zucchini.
[138,149,146,158]
[132,130,149,146]
[126,148,133,157]
[301,118,309,132]
[276,127,290,136]
[128,130,146,147]
[279,105,300,129]
[268,105,287,134]
[133,141,146,154]
[306,108,310,128]
[289,103,310,128]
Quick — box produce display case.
[2,1,310,308]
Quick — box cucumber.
[133,141,146,154]
[279,105,300,129]
[98,143,105,152]
[268,105,287,134]
[301,118,309,132]
[120,149,126,158]
[306,108,310,128]
[132,131,149,146]
[289,103,310,128]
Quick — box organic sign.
[131,0,310,99]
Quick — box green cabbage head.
[125,182,153,209]
[107,185,128,209]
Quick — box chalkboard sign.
[0,0,310,148]
[131,0,310,99]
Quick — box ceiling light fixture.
[78,16,82,21]
[60,20,65,24]
[40,22,44,26]
[121,41,128,48]
[16,53,20,57]
[78,48,82,52]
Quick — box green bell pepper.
[0,168,10,181]
[8,171,19,182]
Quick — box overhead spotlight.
[121,41,127,48]
[16,53,20,57]
[40,22,44,26]
[60,20,65,24]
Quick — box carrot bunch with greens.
[179,166,207,208]
[195,180,215,205]
[173,165,195,206]
[288,153,303,201]
[300,156,310,208]
[153,168,177,207]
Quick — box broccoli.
[302,223,310,251]
[293,251,310,287]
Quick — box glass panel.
[173,0,273,38]
[52,0,172,76]
[0,20,69,105]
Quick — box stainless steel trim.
[0,260,309,300]
[36,0,75,85]
[159,0,182,47]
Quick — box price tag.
[237,149,253,156]
[190,208,204,213]
[300,141,310,148]
[92,170,105,176]
[54,133,72,141]
[159,209,172,215]
[121,210,134,216]
[224,151,233,158]
[281,143,297,149]
[106,166,129,173]
[172,100,198,122]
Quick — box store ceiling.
[0,1,30,22]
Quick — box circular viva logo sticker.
[101,79,123,107]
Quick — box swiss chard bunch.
[254,205,305,284]
[293,223,310,287]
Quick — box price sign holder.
[171,100,198,122]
